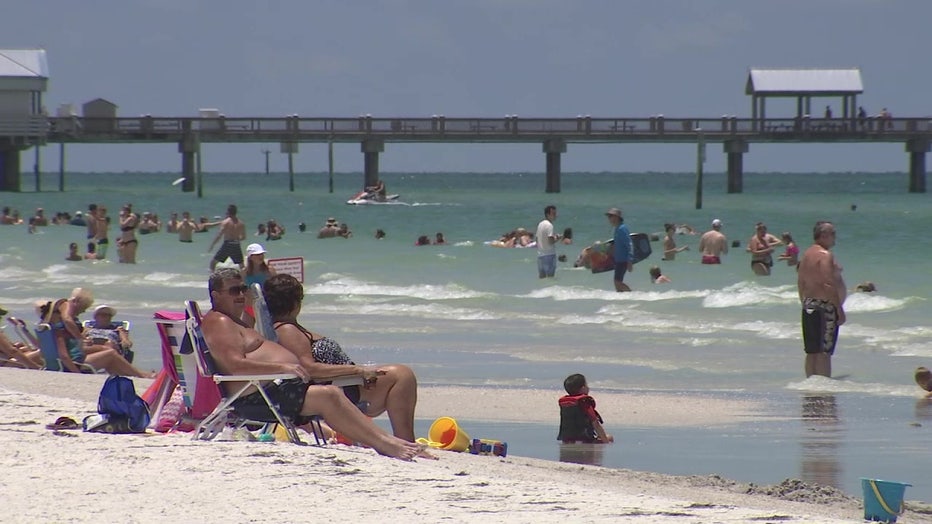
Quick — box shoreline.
[4,368,925,522]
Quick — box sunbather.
[0,328,42,369]
[40,289,152,377]
[263,273,422,443]
[82,304,134,360]
[202,268,426,460]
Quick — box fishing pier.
[0,54,929,194]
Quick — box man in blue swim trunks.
[606,207,633,292]
[207,204,247,270]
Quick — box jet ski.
[346,190,401,205]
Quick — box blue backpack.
[94,376,150,433]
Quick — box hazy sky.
[5,0,930,174]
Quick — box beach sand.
[1,368,926,523]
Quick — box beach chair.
[81,319,134,363]
[34,323,100,373]
[183,299,312,444]
[0,329,29,369]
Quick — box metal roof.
[746,68,863,96]
[0,49,49,78]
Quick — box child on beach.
[557,373,613,444]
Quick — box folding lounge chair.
[34,323,100,373]
[0,327,29,369]
[185,300,362,445]
[81,319,134,363]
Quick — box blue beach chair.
[34,323,100,373]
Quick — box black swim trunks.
[213,240,244,265]
[802,298,839,355]
[231,378,309,422]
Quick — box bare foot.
[416,445,439,460]
[374,437,422,461]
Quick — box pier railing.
[40,115,932,144]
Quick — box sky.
[4,0,931,174]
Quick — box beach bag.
[89,375,150,433]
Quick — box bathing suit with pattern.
[273,320,361,405]
[802,298,839,355]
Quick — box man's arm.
[59,302,84,340]
[207,221,227,251]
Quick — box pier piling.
[543,139,566,193]
[362,139,384,188]
[906,138,929,193]
[724,139,749,194]
[0,146,22,192]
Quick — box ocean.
[1,170,930,502]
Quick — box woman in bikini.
[118,205,139,264]
[263,273,422,443]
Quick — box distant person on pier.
[366,179,387,202]
[535,205,561,278]
[207,204,247,270]
[824,106,832,119]
[662,223,689,261]
[698,219,728,264]
[857,106,868,129]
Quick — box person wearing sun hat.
[699,218,728,264]
[318,217,339,238]
[605,207,633,292]
[244,243,277,289]
[83,304,135,361]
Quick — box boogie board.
[586,233,652,274]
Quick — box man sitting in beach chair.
[199,268,426,460]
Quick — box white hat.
[75,211,83,216]
[711,219,723,227]
[94,304,116,316]
[246,243,266,256]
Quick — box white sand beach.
[0,368,926,523]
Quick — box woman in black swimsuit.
[118,205,139,264]
[264,273,422,442]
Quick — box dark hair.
[227,204,238,217]
[562,227,572,239]
[664,223,675,232]
[69,242,78,249]
[564,373,587,395]
[263,273,304,319]
[416,235,430,246]
[544,205,556,217]
[87,242,96,253]
[208,267,242,303]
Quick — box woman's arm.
[275,325,363,379]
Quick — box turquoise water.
[1,170,930,501]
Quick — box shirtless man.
[94,206,110,259]
[207,204,247,270]
[177,211,198,243]
[698,218,728,264]
[200,268,423,460]
[797,221,846,378]
[662,223,689,261]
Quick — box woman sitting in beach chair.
[263,274,422,442]
[38,289,153,377]
[81,304,135,362]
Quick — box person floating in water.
[557,373,613,444]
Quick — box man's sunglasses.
[221,285,248,296]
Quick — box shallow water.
[1,170,929,501]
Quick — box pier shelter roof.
[745,68,862,97]
[0,49,48,91]
[746,68,863,119]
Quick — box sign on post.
[267,257,304,283]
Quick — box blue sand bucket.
[861,478,910,523]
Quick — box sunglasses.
[220,285,249,296]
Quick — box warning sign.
[267,257,304,283]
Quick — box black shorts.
[613,262,628,282]
[231,379,309,422]
[802,299,839,355]
[213,240,244,265]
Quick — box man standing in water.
[606,207,633,292]
[207,204,247,270]
[535,205,561,278]
[797,221,846,378]
[698,218,728,264]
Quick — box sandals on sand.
[46,416,80,430]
